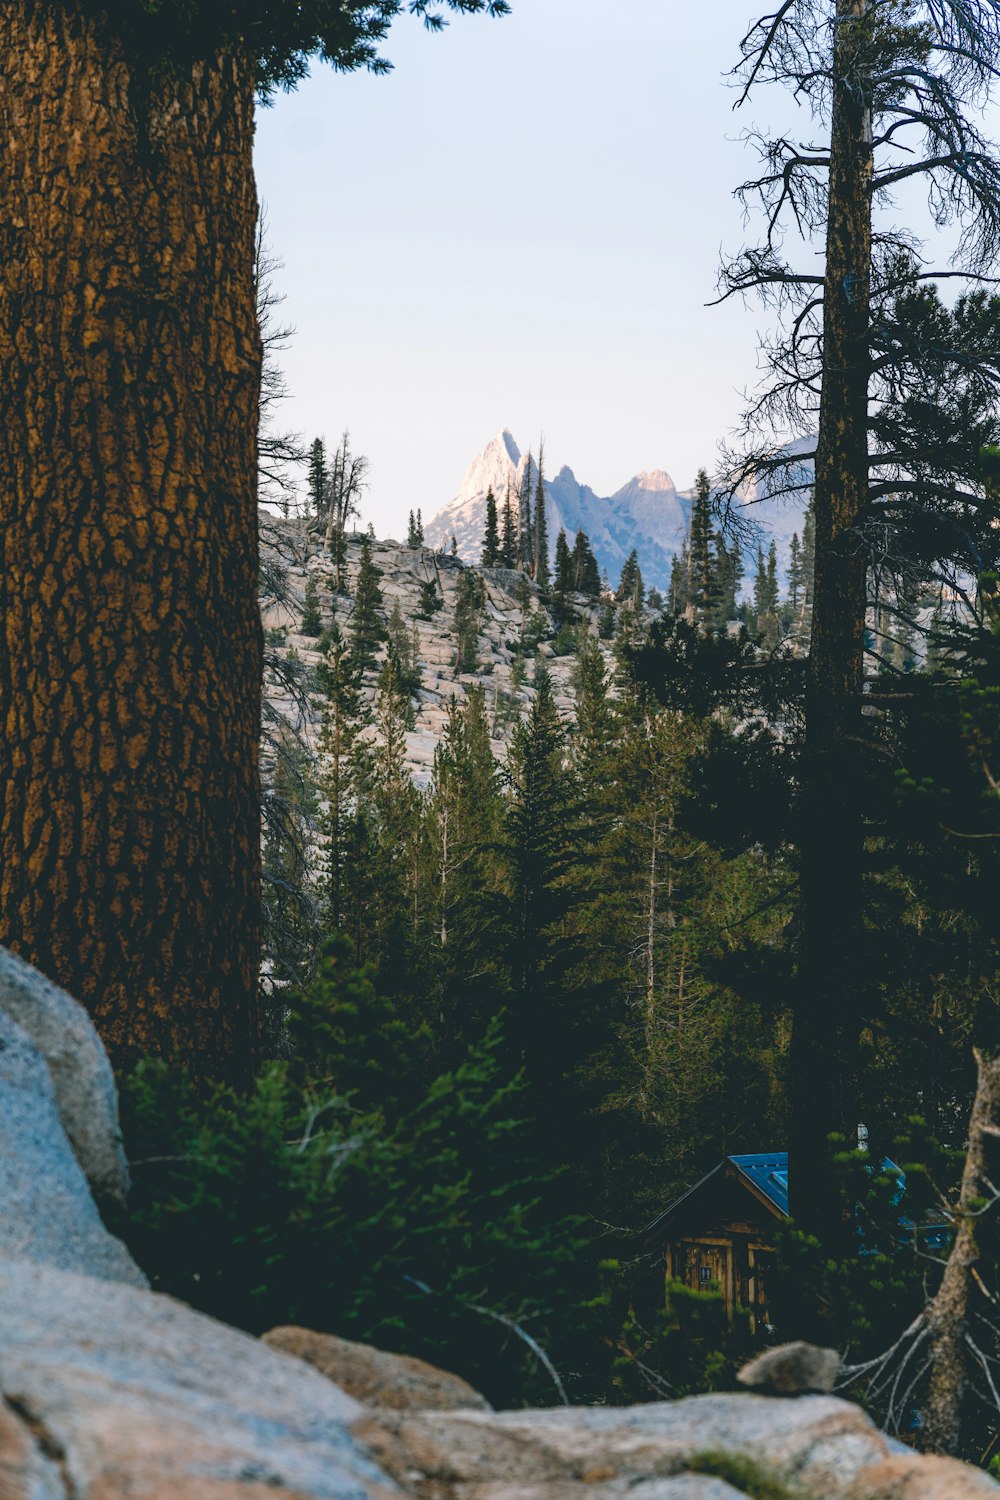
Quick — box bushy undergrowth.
[119,935,769,1408]
[120,938,590,1407]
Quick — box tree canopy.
[88,0,510,94]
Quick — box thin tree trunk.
[440,802,450,948]
[791,0,873,1240]
[0,2,262,1084]
[923,1048,1000,1456]
[646,809,658,1031]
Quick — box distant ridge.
[424,430,812,589]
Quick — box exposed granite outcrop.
[263,1327,492,1413]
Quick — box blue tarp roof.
[643,1150,910,1240]
[641,1152,788,1239]
[728,1152,789,1216]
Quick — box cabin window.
[699,1265,712,1284]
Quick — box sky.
[251,0,992,537]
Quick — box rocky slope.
[261,520,610,788]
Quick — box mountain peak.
[498,428,521,465]
[633,469,676,493]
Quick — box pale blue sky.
[251,0,991,535]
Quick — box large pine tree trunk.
[0,2,262,1084]
[791,0,873,1243]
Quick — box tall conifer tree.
[307,437,328,519]
[351,535,386,672]
[366,651,421,990]
[688,468,717,632]
[553,529,572,620]
[501,483,517,568]
[533,441,550,589]
[518,453,534,573]
[571,531,600,596]
[425,687,506,1052]
[318,625,367,938]
[482,487,500,566]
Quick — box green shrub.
[582,1262,755,1406]
[120,943,587,1407]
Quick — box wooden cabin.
[642,1152,789,1330]
[643,1150,950,1331]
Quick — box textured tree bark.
[790,0,873,1245]
[0,1,262,1084]
[923,1049,1000,1456]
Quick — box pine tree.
[301,570,323,637]
[505,673,579,1086]
[482,487,500,566]
[515,573,533,633]
[571,531,600,596]
[751,546,767,625]
[616,550,645,611]
[288,933,431,1123]
[351,535,386,672]
[714,532,743,628]
[317,624,368,939]
[424,687,506,1051]
[552,528,572,622]
[450,534,458,557]
[261,723,316,1008]
[388,600,421,706]
[554,529,572,592]
[416,576,444,620]
[688,468,717,632]
[751,542,780,647]
[518,453,534,573]
[500,483,517,568]
[307,437,328,519]
[453,570,486,675]
[415,508,424,546]
[533,441,550,589]
[669,547,690,616]
[324,432,369,591]
[367,649,422,989]
[787,533,804,625]
[572,630,614,795]
[407,509,422,549]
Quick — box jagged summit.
[499,427,520,464]
[425,431,690,586]
[629,469,676,493]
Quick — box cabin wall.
[664,1221,776,1331]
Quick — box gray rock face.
[359,1394,883,1498]
[0,1259,394,1500]
[358,1392,1000,1500]
[263,1326,492,1412]
[0,944,130,1211]
[0,1008,145,1286]
[737,1340,842,1395]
